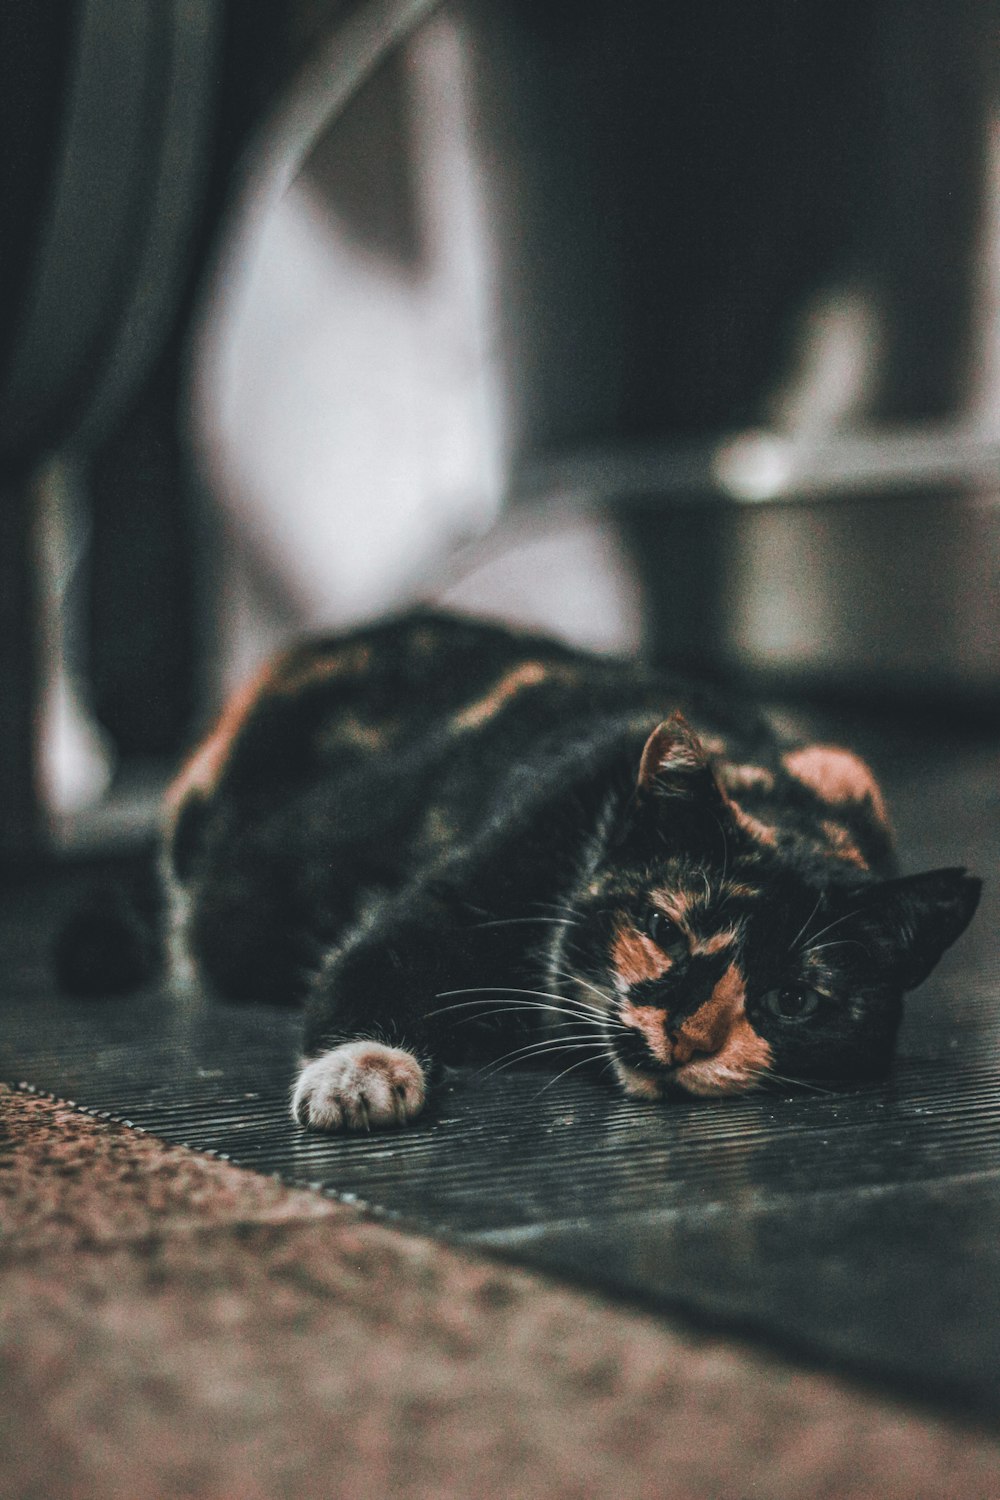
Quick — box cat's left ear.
[637,713,722,802]
[845,867,981,991]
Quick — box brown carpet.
[2,1084,998,1499]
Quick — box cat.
[58,610,981,1131]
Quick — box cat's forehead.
[587,859,764,927]
[648,878,761,926]
[590,855,836,958]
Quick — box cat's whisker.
[806,938,870,956]
[531,1050,609,1097]
[747,1066,837,1096]
[546,975,620,1024]
[433,985,587,1007]
[714,818,730,886]
[471,915,582,931]
[546,966,614,1007]
[427,999,599,1028]
[549,931,593,962]
[485,1031,606,1060]
[430,1001,566,1024]
[531,899,584,920]
[804,908,863,948]
[429,988,611,1025]
[477,1043,601,1086]
[462,988,608,1024]
[788,895,824,953]
[553,985,613,1016]
[475,1035,608,1080]
[430,1001,605,1031]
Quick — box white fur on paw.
[291,1041,426,1132]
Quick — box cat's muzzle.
[612,1025,674,1077]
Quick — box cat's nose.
[668,1031,696,1065]
[666,1026,717,1066]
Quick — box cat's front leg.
[293,789,589,1132]
[291,898,469,1133]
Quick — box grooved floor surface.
[2,711,999,1433]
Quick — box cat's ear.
[637,713,721,802]
[845,867,981,991]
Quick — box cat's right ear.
[637,714,721,802]
[843,866,982,992]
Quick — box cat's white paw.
[291,1041,426,1132]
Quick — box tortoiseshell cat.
[63,611,981,1130]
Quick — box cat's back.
[166,611,594,824]
[168,608,774,831]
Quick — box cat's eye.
[645,910,686,957]
[763,985,822,1022]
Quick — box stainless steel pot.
[463,0,1000,702]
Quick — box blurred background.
[1,0,998,861]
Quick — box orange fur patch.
[453,661,550,732]
[820,819,868,869]
[612,1060,665,1099]
[671,963,773,1092]
[724,1017,772,1072]
[649,889,692,926]
[165,659,276,818]
[783,744,889,828]
[671,961,746,1062]
[612,928,674,987]
[615,959,764,1087]
[690,928,740,957]
[420,804,455,852]
[720,763,775,793]
[277,643,372,695]
[318,710,386,754]
[165,641,375,821]
[617,1001,672,1064]
[614,954,772,1096]
[729,800,778,847]
[675,1019,773,1096]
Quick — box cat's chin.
[670,1058,766,1097]
[612,1053,766,1100]
[611,1056,669,1100]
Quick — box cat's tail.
[54,853,165,998]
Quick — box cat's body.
[66,611,981,1130]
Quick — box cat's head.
[560,715,981,1099]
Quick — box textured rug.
[5,1085,1000,1500]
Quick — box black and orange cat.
[61,611,980,1130]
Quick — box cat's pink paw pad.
[291,1041,426,1132]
